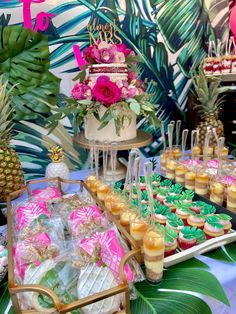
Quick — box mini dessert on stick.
[191,130,201,159]
[164,227,178,257]
[143,226,165,283]
[172,120,182,159]
[204,216,224,239]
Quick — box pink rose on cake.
[128,70,139,82]
[116,43,132,56]
[72,82,92,100]
[92,76,121,106]
[93,42,117,63]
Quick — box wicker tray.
[6,177,140,314]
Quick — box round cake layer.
[89,63,128,74]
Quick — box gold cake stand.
[73,130,152,181]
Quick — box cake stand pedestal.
[73,130,152,182]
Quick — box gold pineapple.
[191,66,227,147]
[0,78,24,201]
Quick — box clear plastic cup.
[214,146,229,160]
[210,178,224,206]
[175,162,187,185]
[195,171,209,196]
[143,227,165,283]
[130,215,149,248]
[227,181,236,212]
[165,159,177,180]
[185,170,196,191]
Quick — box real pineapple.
[0,78,24,201]
[191,66,227,147]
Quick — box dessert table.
[1,167,236,314]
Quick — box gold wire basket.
[6,177,140,314]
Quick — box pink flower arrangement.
[92,76,121,106]
[72,82,92,100]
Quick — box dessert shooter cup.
[96,182,112,201]
[195,171,209,196]
[191,145,201,159]
[185,169,196,191]
[210,179,224,206]
[165,158,177,181]
[214,146,229,160]
[172,145,181,160]
[203,146,214,161]
[143,227,165,283]
[227,182,236,212]
[175,162,187,185]
[159,149,173,175]
[130,215,149,248]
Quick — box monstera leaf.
[151,0,216,76]
[131,258,230,313]
[0,25,60,120]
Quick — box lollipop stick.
[103,141,109,180]
[144,161,154,225]
[217,137,225,176]
[203,129,211,168]
[181,129,189,160]
[94,141,99,178]
[134,157,141,212]
[124,149,139,194]
[168,123,174,151]
[161,122,166,150]
[191,130,197,159]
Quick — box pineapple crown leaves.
[0,77,16,145]
[191,66,228,119]
[48,145,64,162]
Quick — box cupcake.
[152,173,161,187]
[141,190,149,205]
[178,226,198,250]
[154,205,171,225]
[204,216,224,239]
[187,212,205,229]
[175,201,191,225]
[200,204,216,216]
[163,195,180,212]
[166,213,184,234]
[190,201,206,214]
[216,214,232,234]
[160,179,173,191]
[175,164,187,184]
[168,184,183,196]
[164,227,178,257]
[155,188,169,203]
[180,189,194,203]
[151,184,158,197]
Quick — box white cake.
[84,62,137,142]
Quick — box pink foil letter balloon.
[230,4,236,37]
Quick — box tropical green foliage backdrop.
[0,0,231,178]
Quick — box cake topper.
[48,145,64,163]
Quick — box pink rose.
[114,51,125,63]
[116,43,132,56]
[92,76,121,106]
[93,45,116,63]
[128,70,139,82]
[72,82,92,100]
[127,86,139,98]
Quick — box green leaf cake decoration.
[180,189,194,201]
[152,173,161,183]
[201,204,216,215]
[156,188,169,196]
[167,213,184,228]
[195,229,206,243]
[141,205,151,218]
[140,176,146,184]
[180,226,198,240]
[174,201,191,212]
[205,216,223,229]
[216,214,232,221]
[141,190,149,201]
[165,226,178,243]
[169,184,183,194]
[114,181,122,190]
[165,195,181,204]
[153,199,161,209]
[131,186,138,195]
[160,179,172,188]
[189,211,205,220]
[155,205,171,216]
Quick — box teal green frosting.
[152,184,159,192]
[155,205,171,216]
[169,184,183,194]
[195,229,206,243]
[167,213,184,228]
[140,176,146,184]
[114,181,122,190]
[180,189,194,200]
[165,226,178,243]
[160,179,172,187]
[216,214,232,221]
[131,186,138,195]
[153,199,161,209]
[174,201,191,212]
[191,201,206,208]
[157,188,169,196]
[180,226,198,239]
[189,212,205,220]
[205,216,223,229]
[201,205,216,215]
[152,173,161,182]
[141,190,149,201]
[141,206,151,218]
[165,195,180,204]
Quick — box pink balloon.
[230,5,236,36]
